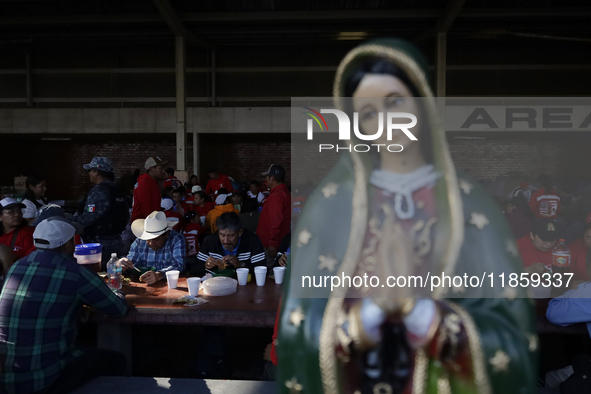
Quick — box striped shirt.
[197,229,266,275]
[127,230,186,274]
[0,250,128,394]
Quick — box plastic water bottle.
[106,253,122,290]
[551,239,571,296]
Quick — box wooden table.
[93,277,282,374]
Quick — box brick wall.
[3,133,590,202]
[2,133,291,201]
[198,134,291,187]
[447,134,591,183]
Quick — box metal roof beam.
[0,8,590,27]
[151,0,206,46]
[415,0,466,41]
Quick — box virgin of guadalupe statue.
[278,39,538,394]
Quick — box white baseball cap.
[191,185,202,193]
[215,193,232,206]
[0,197,26,211]
[161,198,174,211]
[33,219,76,249]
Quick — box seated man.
[120,211,186,285]
[0,218,128,394]
[0,198,36,276]
[198,212,265,275]
[517,217,559,274]
[545,258,591,392]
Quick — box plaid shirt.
[0,250,127,394]
[126,230,186,274]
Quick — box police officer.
[72,157,130,270]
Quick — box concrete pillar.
[192,131,199,180]
[175,35,187,170]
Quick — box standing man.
[204,167,233,196]
[132,156,168,223]
[256,164,291,266]
[0,219,128,394]
[72,157,129,270]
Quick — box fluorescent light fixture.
[40,137,72,141]
[337,32,368,41]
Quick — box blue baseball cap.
[83,157,114,173]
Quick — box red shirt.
[568,238,589,280]
[0,225,35,260]
[132,173,161,223]
[163,176,182,189]
[257,184,291,249]
[192,201,214,217]
[529,188,561,219]
[205,174,233,195]
[179,222,202,257]
[516,234,553,269]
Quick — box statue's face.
[352,73,421,154]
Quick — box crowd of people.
[0,155,292,393]
[497,174,591,391]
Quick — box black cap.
[532,218,560,242]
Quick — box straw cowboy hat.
[131,211,175,240]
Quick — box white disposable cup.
[273,266,286,284]
[166,270,180,289]
[254,266,267,287]
[236,268,249,286]
[200,216,206,226]
[187,277,201,296]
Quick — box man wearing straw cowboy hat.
[120,211,186,285]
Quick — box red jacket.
[205,174,233,195]
[132,173,161,223]
[0,225,35,260]
[529,188,561,219]
[516,234,553,269]
[257,184,291,249]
